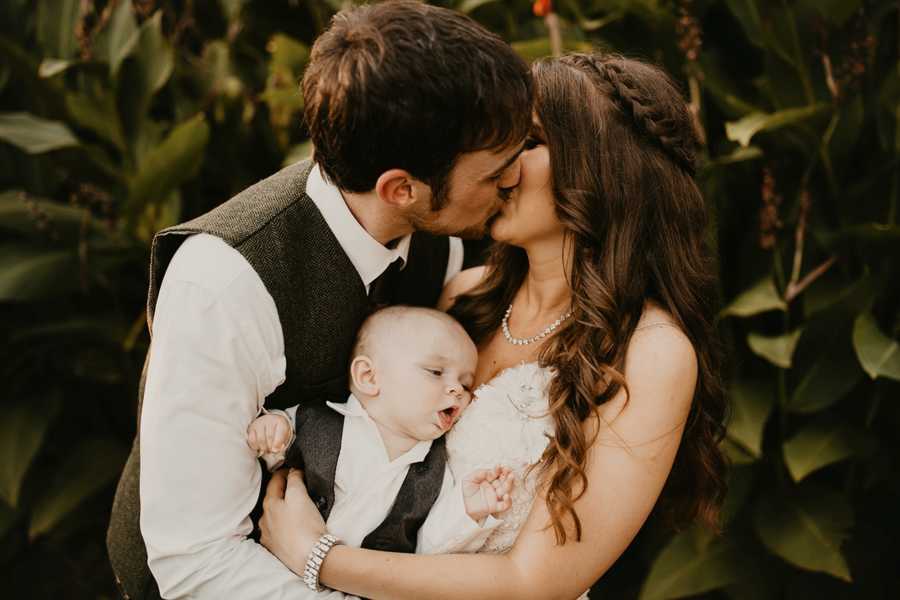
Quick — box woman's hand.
[259,468,327,574]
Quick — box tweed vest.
[106,160,449,599]
[289,402,446,554]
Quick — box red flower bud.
[533,0,553,18]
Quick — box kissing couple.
[107,1,728,598]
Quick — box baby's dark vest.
[106,160,449,600]
[289,402,446,553]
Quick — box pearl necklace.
[501,303,573,346]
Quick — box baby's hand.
[247,413,293,456]
[462,465,515,523]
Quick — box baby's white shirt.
[266,394,500,554]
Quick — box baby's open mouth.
[438,406,459,429]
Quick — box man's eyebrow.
[485,141,526,180]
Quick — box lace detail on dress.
[445,362,554,554]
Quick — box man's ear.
[375,169,427,210]
[350,355,379,396]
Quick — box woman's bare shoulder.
[437,266,488,311]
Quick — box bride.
[260,52,728,599]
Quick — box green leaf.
[852,313,900,381]
[36,0,80,59]
[65,88,126,151]
[727,380,774,457]
[0,112,79,154]
[29,439,128,539]
[722,438,757,466]
[38,58,74,78]
[133,11,174,95]
[724,0,767,49]
[0,245,79,301]
[458,0,501,13]
[0,394,61,507]
[127,114,210,225]
[783,421,874,482]
[219,0,249,22]
[818,223,900,253]
[747,329,802,369]
[94,0,139,76]
[0,190,95,240]
[725,104,829,148]
[754,486,853,581]
[703,146,764,171]
[790,344,863,414]
[720,277,785,319]
[639,528,743,600]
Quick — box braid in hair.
[564,54,699,175]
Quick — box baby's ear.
[350,355,379,396]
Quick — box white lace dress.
[444,362,590,599]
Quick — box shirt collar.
[306,163,411,290]
[327,394,432,464]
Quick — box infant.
[247,306,512,554]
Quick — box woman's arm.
[261,324,697,599]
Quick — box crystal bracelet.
[302,532,342,592]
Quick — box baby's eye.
[426,368,443,376]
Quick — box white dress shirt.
[139,164,464,599]
[268,396,499,554]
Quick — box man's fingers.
[285,468,306,493]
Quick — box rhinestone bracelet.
[302,532,342,592]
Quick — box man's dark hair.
[302,0,533,208]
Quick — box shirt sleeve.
[416,466,501,555]
[443,236,464,285]
[140,234,339,599]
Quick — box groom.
[106,1,532,598]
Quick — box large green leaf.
[754,486,853,581]
[790,343,863,414]
[29,439,128,539]
[852,313,900,381]
[0,112,79,153]
[0,394,61,507]
[783,421,874,482]
[65,88,126,151]
[720,277,785,319]
[726,380,774,458]
[747,329,802,369]
[0,190,96,241]
[0,245,79,301]
[35,0,80,59]
[133,12,174,95]
[127,114,210,225]
[725,104,829,148]
[639,528,743,600]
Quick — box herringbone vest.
[106,160,449,599]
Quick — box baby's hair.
[352,306,466,360]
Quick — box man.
[106,1,533,598]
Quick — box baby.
[247,306,512,554]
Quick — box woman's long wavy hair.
[450,53,728,543]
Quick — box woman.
[260,52,728,599]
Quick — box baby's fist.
[247,413,293,456]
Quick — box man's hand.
[462,465,515,523]
[259,469,327,575]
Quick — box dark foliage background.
[0,1,898,598]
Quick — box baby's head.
[349,306,478,442]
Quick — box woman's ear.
[350,355,379,396]
[375,169,420,209]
